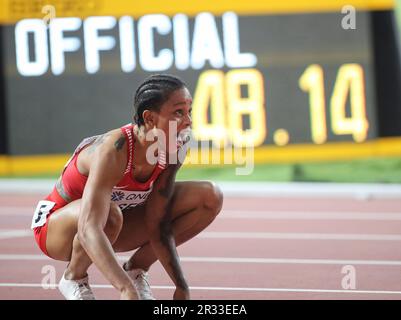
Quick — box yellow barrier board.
[184,137,401,166]
[1,137,401,176]
[0,154,70,176]
[0,0,395,23]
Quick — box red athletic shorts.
[32,188,67,257]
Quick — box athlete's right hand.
[120,287,138,300]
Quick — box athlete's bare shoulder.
[77,128,128,176]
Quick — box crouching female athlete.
[30,74,223,300]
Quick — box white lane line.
[1,254,401,266]
[221,210,401,221]
[0,230,32,240]
[199,232,401,241]
[0,282,400,295]
[2,229,401,241]
[217,182,401,199]
[3,207,401,221]
[181,257,401,266]
[2,180,401,198]
[0,254,132,261]
[0,208,34,216]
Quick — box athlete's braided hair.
[133,74,187,126]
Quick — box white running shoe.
[123,264,155,300]
[58,271,96,300]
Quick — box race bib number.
[31,201,56,229]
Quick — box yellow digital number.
[192,70,226,146]
[192,68,266,148]
[300,63,369,143]
[299,64,327,144]
[331,64,369,142]
[226,69,266,147]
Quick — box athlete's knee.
[105,203,123,234]
[201,181,224,217]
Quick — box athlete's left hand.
[173,286,190,300]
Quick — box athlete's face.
[155,87,193,147]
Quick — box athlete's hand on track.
[173,286,190,300]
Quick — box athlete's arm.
[144,162,189,300]
[77,131,136,299]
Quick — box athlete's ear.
[142,110,156,129]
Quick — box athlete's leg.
[113,181,223,271]
[46,200,123,280]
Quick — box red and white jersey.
[45,123,167,212]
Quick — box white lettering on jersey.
[111,186,152,211]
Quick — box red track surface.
[1,193,401,300]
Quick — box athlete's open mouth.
[177,128,192,145]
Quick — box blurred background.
[1,0,401,184]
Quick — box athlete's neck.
[133,124,159,166]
